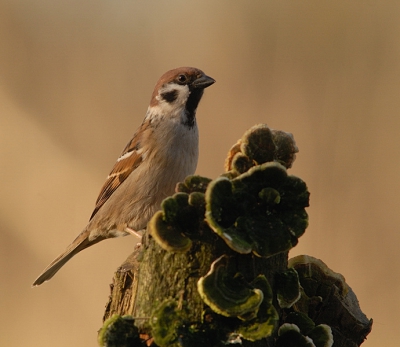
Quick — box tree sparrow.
[32,67,215,286]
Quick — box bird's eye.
[177,74,187,83]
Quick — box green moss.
[149,299,238,347]
[150,299,183,347]
[98,315,141,347]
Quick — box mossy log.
[103,232,288,347]
[100,125,372,347]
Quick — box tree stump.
[99,125,372,347]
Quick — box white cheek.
[156,84,190,114]
[174,85,191,105]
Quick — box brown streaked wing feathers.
[89,134,143,220]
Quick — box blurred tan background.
[1,1,398,346]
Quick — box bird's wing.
[89,127,147,220]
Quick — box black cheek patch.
[160,89,179,103]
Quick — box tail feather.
[32,233,104,286]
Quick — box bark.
[103,230,288,347]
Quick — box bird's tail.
[32,231,104,287]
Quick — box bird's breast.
[89,118,199,234]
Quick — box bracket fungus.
[275,268,301,308]
[225,124,299,176]
[235,275,279,341]
[276,318,333,347]
[197,255,264,319]
[276,324,316,347]
[197,256,279,342]
[176,175,212,195]
[288,255,372,346]
[289,255,349,298]
[205,161,309,257]
[148,175,211,252]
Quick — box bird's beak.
[192,74,215,89]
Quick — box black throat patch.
[184,88,204,128]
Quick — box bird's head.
[149,67,215,126]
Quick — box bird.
[32,67,215,286]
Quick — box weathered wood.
[103,231,288,347]
[103,243,142,322]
